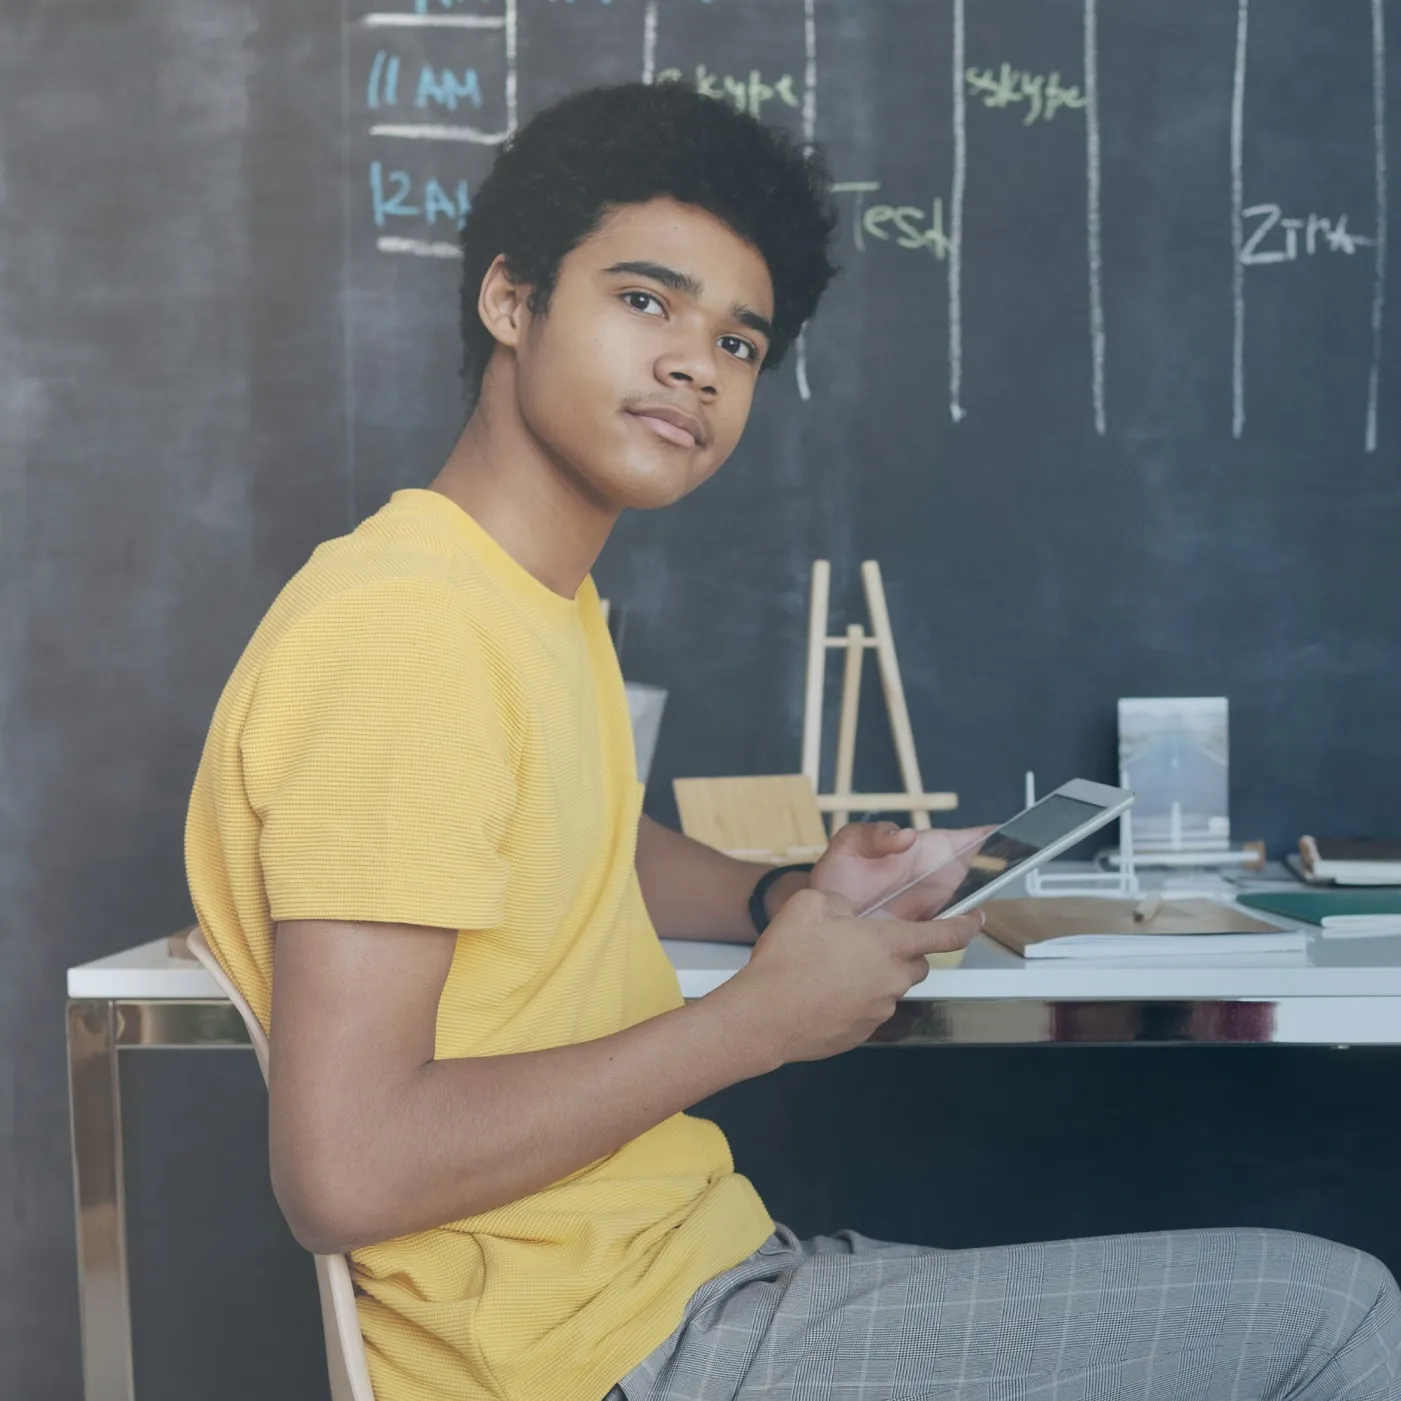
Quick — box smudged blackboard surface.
[337,0,1401,848]
[2,2,1397,1396]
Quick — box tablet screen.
[861,792,1109,918]
[935,794,1104,910]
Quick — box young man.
[186,83,1400,1401]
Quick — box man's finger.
[886,908,985,956]
[862,821,915,856]
[924,911,984,953]
[905,957,934,987]
[892,892,955,922]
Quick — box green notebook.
[1238,889,1401,925]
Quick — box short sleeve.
[241,581,516,930]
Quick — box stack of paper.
[1320,915,1401,940]
[981,898,1305,960]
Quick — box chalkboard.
[343,0,1400,852]
[2,2,1399,1394]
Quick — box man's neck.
[428,382,618,602]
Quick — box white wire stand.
[1100,794,1262,870]
[1022,770,1140,899]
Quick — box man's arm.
[634,813,809,942]
[267,917,776,1255]
[267,899,981,1256]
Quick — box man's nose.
[656,339,719,396]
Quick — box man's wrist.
[691,976,786,1076]
[749,862,814,935]
[765,868,812,922]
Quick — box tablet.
[858,778,1135,919]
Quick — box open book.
[980,897,1305,960]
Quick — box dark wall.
[0,2,347,1396]
[2,1,1398,1396]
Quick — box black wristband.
[748,863,815,936]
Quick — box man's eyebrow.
[603,260,704,300]
[603,260,773,343]
[732,305,773,343]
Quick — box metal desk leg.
[67,1000,134,1401]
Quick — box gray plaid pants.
[608,1223,1401,1400]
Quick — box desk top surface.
[67,870,1401,1003]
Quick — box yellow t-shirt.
[184,488,773,1401]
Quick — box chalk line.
[802,0,818,150]
[370,123,507,143]
[950,0,967,423]
[361,13,506,28]
[1366,0,1388,453]
[1085,0,1106,435]
[504,0,518,134]
[794,333,812,401]
[1231,0,1249,439]
[377,236,461,259]
[642,0,658,84]
[795,0,818,402]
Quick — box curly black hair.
[459,81,838,399]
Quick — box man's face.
[509,197,775,512]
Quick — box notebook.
[1238,889,1401,925]
[980,897,1304,960]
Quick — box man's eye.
[622,290,664,316]
[720,335,758,363]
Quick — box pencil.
[1132,893,1163,924]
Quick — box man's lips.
[625,405,705,448]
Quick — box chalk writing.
[369,161,471,228]
[342,0,1389,449]
[656,65,800,119]
[965,64,1085,125]
[831,182,951,259]
[1240,204,1376,264]
[367,50,400,106]
[356,2,510,254]
[360,0,514,148]
[367,51,485,111]
[415,65,485,110]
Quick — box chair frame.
[186,928,376,1401]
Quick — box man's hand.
[708,888,985,1063]
[809,821,996,919]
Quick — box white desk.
[65,880,1401,1401]
[67,922,1401,1041]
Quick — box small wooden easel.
[672,561,957,864]
[802,560,957,834]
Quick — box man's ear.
[477,254,532,349]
